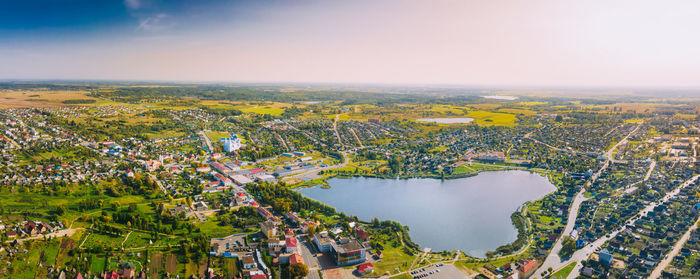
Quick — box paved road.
[534,123,641,277]
[644,160,656,181]
[648,216,700,279]
[298,237,321,279]
[198,130,214,151]
[349,127,364,148]
[333,114,343,146]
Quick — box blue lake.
[298,170,555,257]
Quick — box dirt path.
[121,231,133,250]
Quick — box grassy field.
[234,103,286,116]
[207,131,232,141]
[372,245,416,276]
[498,108,537,116]
[196,215,249,238]
[90,254,107,274]
[550,262,577,279]
[82,232,125,249]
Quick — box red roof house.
[357,263,374,275]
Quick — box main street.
[534,123,641,277]
[298,236,321,279]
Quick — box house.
[260,221,277,239]
[285,237,297,253]
[313,231,333,252]
[599,249,614,265]
[258,207,274,219]
[581,267,594,277]
[285,212,303,224]
[268,240,285,248]
[120,262,136,278]
[289,254,303,265]
[25,221,37,235]
[193,201,208,211]
[357,262,374,275]
[355,227,369,241]
[241,255,257,269]
[250,275,267,279]
[517,260,538,279]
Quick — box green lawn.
[82,232,125,249]
[90,255,107,273]
[371,244,416,276]
[550,262,577,279]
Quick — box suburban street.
[298,236,321,279]
[648,216,700,279]
[534,123,641,277]
[565,174,700,278]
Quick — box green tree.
[289,263,309,279]
[559,236,576,258]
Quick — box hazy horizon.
[2,0,700,89]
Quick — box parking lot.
[409,263,467,279]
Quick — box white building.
[221,134,242,152]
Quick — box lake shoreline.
[297,170,556,258]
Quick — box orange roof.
[518,260,538,273]
[290,254,303,265]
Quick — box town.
[0,83,699,279]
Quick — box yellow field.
[466,110,518,125]
[518,101,548,106]
[234,105,286,116]
[429,104,464,115]
[0,90,99,108]
[498,108,536,116]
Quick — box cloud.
[137,13,170,31]
[124,0,142,10]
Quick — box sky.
[1,0,700,88]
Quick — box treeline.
[92,85,438,105]
[62,99,96,104]
[486,211,528,258]
[238,145,280,161]
[246,183,336,216]
[219,206,265,228]
[74,198,104,211]
[200,106,243,116]
[369,218,421,251]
